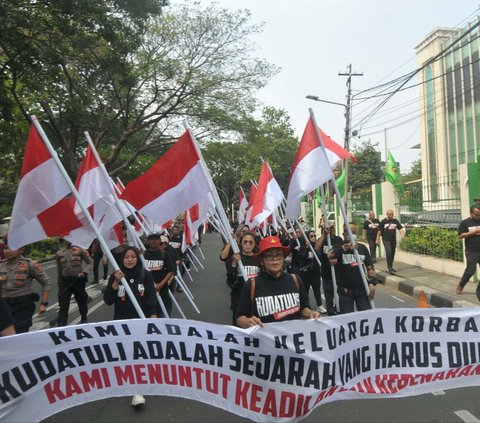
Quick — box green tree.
[403,159,422,181]
[0,1,277,182]
[202,107,298,209]
[349,140,382,191]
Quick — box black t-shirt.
[318,235,344,278]
[363,218,380,239]
[379,218,403,241]
[458,217,480,251]
[144,249,176,283]
[230,255,260,312]
[331,243,372,289]
[169,236,183,259]
[238,255,261,280]
[235,271,310,324]
[289,238,306,267]
[103,269,157,320]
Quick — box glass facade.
[437,21,480,174]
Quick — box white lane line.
[431,390,445,395]
[70,299,107,325]
[390,295,406,303]
[455,410,480,422]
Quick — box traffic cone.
[417,290,428,308]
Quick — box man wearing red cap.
[235,236,321,328]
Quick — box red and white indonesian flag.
[250,162,284,227]
[285,117,334,219]
[182,195,213,252]
[8,125,82,249]
[120,131,212,226]
[64,145,112,248]
[244,182,257,228]
[237,188,248,224]
[320,128,357,166]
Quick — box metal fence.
[351,187,373,228]
[398,175,463,261]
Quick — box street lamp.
[216,187,231,221]
[305,95,346,108]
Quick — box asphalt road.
[31,233,480,423]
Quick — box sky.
[197,0,480,173]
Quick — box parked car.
[400,211,420,233]
[415,209,461,229]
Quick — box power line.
[352,17,480,130]
[357,63,480,135]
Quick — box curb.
[376,271,478,308]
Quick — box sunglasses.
[242,240,254,245]
[263,253,284,261]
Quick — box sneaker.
[92,279,99,284]
[317,305,327,314]
[390,267,397,273]
[131,394,145,407]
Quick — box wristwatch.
[40,302,48,306]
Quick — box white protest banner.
[1,308,480,422]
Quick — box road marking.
[455,410,480,422]
[390,295,405,302]
[431,390,445,395]
[71,299,106,325]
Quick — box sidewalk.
[374,256,479,308]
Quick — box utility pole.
[338,64,362,220]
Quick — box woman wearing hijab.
[103,246,157,407]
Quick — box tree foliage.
[202,107,298,209]
[0,0,277,187]
[349,140,383,191]
[403,159,422,181]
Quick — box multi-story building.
[416,20,480,207]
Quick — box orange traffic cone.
[417,290,429,308]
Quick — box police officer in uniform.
[56,240,92,326]
[0,244,51,333]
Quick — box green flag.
[335,169,345,198]
[386,151,403,194]
[316,170,345,208]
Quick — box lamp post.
[217,187,231,222]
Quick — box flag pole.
[183,121,248,282]
[320,184,339,310]
[308,109,374,308]
[30,116,146,318]
[112,182,149,235]
[83,131,174,318]
[116,177,154,233]
[187,247,205,270]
